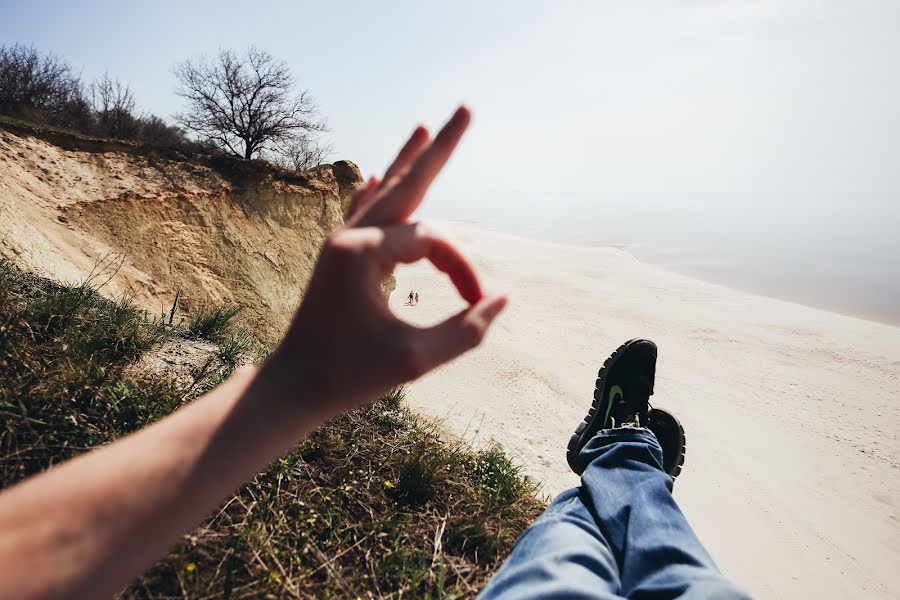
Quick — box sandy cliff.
[0,121,362,344]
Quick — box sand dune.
[391,221,900,599]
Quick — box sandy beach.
[391,221,900,599]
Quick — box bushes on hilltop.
[0,44,333,168]
[0,43,92,130]
[0,44,203,152]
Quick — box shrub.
[217,329,254,366]
[183,303,240,341]
[0,44,201,151]
[0,44,88,129]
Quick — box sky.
[2,0,899,321]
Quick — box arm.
[0,106,506,599]
[0,366,313,599]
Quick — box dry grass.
[0,259,545,598]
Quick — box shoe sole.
[648,407,686,479]
[566,338,645,474]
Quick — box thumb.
[413,294,507,369]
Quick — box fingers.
[377,223,483,304]
[427,236,482,304]
[360,106,471,227]
[346,176,380,222]
[412,294,507,369]
[382,125,429,184]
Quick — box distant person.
[408,290,414,305]
[0,107,746,599]
[415,292,419,305]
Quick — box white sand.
[390,221,900,599]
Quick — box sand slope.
[0,126,359,344]
[392,221,899,599]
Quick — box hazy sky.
[3,0,899,321]
[3,0,898,198]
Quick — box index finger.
[359,106,471,227]
[381,125,429,184]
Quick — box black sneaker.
[647,407,686,479]
[566,339,657,474]
[566,339,687,479]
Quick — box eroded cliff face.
[0,122,362,344]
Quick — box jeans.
[478,428,750,599]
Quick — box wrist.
[251,350,335,426]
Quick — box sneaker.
[566,339,657,474]
[647,407,686,479]
[565,339,689,480]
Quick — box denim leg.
[579,428,750,599]
[477,487,624,599]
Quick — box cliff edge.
[0,120,363,344]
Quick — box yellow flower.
[184,562,197,573]
[383,480,395,489]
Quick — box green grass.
[0,262,172,479]
[217,329,255,366]
[0,259,546,598]
[182,303,241,341]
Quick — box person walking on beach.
[415,292,419,305]
[0,107,746,599]
[408,290,414,305]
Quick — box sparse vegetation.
[0,260,545,597]
[0,261,173,480]
[183,303,241,341]
[1,43,336,170]
[217,329,255,366]
[0,44,203,152]
[0,43,90,131]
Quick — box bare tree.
[0,44,89,128]
[90,72,139,139]
[173,46,327,160]
[279,135,334,171]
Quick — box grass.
[183,303,242,341]
[0,114,141,157]
[217,330,255,366]
[0,262,171,479]
[0,259,546,598]
[0,113,115,142]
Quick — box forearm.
[0,363,325,600]
[0,106,490,599]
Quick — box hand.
[264,106,507,418]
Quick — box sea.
[425,191,900,327]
